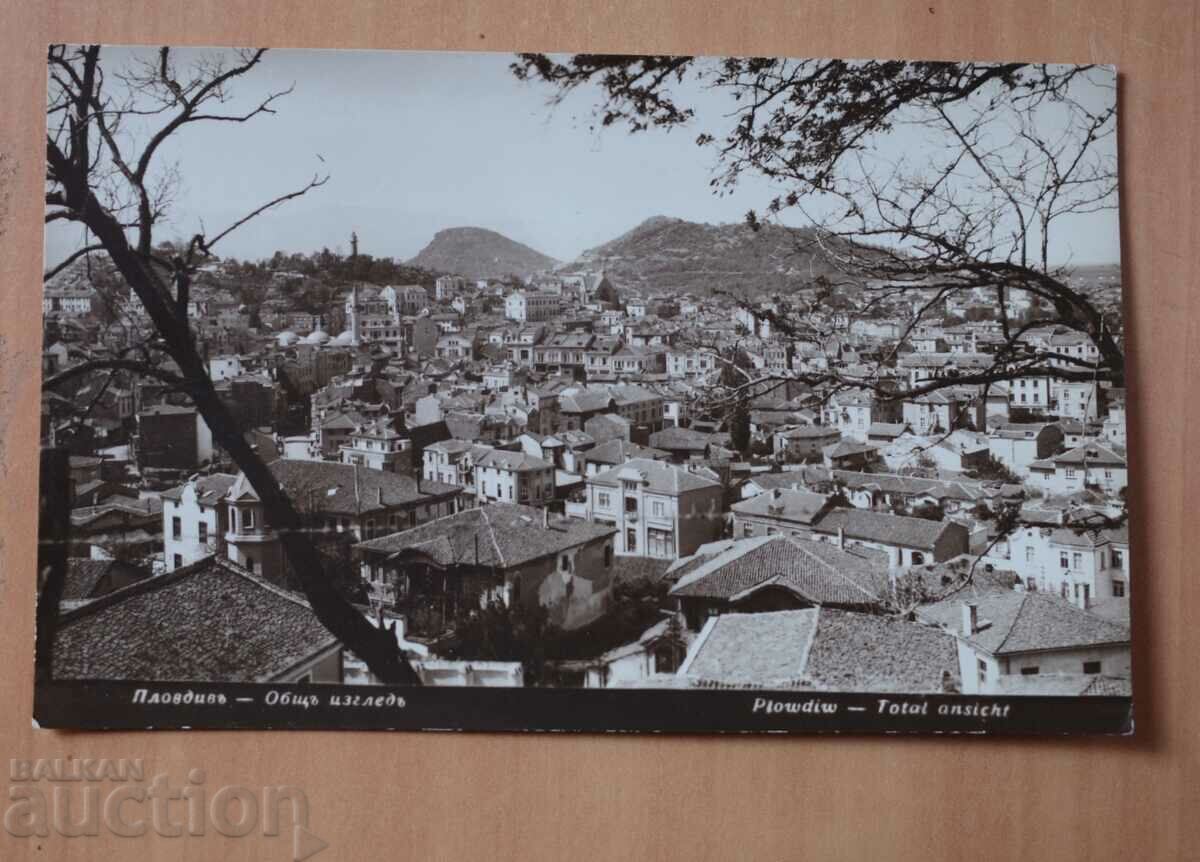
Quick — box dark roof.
[53,556,338,682]
[681,609,959,693]
[732,488,830,525]
[813,508,961,550]
[609,556,675,586]
[585,438,668,466]
[355,504,616,569]
[671,535,886,606]
[227,459,459,516]
[918,591,1131,656]
[160,473,238,504]
[61,559,147,601]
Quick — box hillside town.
[41,230,1131,696]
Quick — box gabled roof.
[161,473,238,504]
[670,534,886,606]
[227,459,459,516]
[355,503,615,569]
[588,458,722,495]
[732,488,830,525]
[586,438,668,466]
[680,608,959,693]
[53,556,338,682]
[812,508,961,551]
[475,449,553,472]
[918,590,1131,656]
[1053,443,1126,467]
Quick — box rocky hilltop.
[407,227,558,281]
[561,215,848,297]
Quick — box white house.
[160,473,238,571]
[582,459,724,559]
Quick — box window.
[742,522,754,538]
[244,508,255,529]
[560,554,573,573]
[625,528,637,553]
[1083,661,1102,675]
[651,500,665,518]
[1060,551,1070,569]
[597,491,611,509]
[977,659,988,687]
[1112,580,1126,598]
[648,529,673,558]
[625,496,638,514]
[1066,468,1077,479]
[911,551,925,565]
[603,545,613,567]
[1020,667,1040,676]
[198,522,208,544]
[172,517,182,540]
[1111,549,1124,568]
[1027,577,1037,591]
[173,554,183,569]
[1025,546,1035,562]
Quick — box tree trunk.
[59,174,419,685]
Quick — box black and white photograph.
[35,45,1132,733]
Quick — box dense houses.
[42,247,1131,695]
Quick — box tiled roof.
[161,473,238,504]
[681,608,959,693]
[227,459,459,516]
[53,556,338,682]
[671,535,886,606]
[813,508,958,551]
[475,449,553,472]
[732,489,830,525]
[988,673,1131,696]
[589,458,722,495]
[60,559,128,601]
[1053,443,1126,467]
[918,590,1131,656]
[355,503,615,569]
[828,469,1023,503]
[648,426,714,451]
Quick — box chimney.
[377,487,383,506]
[773,487,783,500]
[836,527,845,549]
[960,601,978,636]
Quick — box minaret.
[350,230,359,260]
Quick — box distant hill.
[407,227,558,281]
[561,215,852,298]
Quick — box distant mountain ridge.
[561,215,850,297]
[407,227,558,281]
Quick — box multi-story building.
[394,284,429,316]
[223,459,462,583]
[422,440,493,489]
[344,284,402,347]
[339,418,411,473]
[582,458,724,559]
[504,290,559,322]
[1007,524,1131,605]
[473,449,555,507]
[161,473,237,571]
[987,422,1065,477]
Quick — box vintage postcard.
[35,46,1130,732]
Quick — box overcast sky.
[46,47,1121,267]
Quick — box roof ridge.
[478,505,506,568]
[795,607,822,681]
[991,590,1031,655]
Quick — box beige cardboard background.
[0,2,1196,859]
